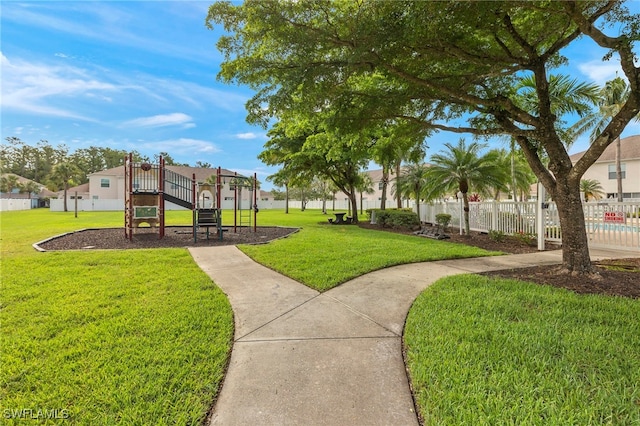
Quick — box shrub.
[435,213,452,231]
[513,230,536,246]
[488,229,506,242]
[366,208,419,229]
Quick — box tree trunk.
[462,192,470,235]
[553,181,594,274]
[380,167,388,210]
[395,161,402,209]
[616,137,623,202]
[63,185,68,212]
[285,183,289,214]
[347,190,359,223]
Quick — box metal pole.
[159,156,165,239]
[127,153,133,240]
[74,191,78,218]
[537,181,546,251]
[234,172,238,233]
[253,173,258,232]
[192,172,197,241]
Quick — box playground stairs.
[162,168,194,209]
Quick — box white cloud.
[140,138,221,155]
[577,60,625,85]
[0,52,114,120]
[236,132,258,140]
[123,113,195,129]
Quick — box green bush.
[435,214,452,231]
[488,229,506,242]
[366,208,419,229]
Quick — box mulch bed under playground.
[37,223,639,299]
[37,226,298,251]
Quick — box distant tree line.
[0,137,206,193]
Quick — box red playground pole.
[159,156,165,239]
[253,172,258,232]
[126,153,133,240]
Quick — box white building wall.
[0,198,33,211]
[580,158,640,200]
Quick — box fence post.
[458,193,464,235]
[492,200,498,231]
[537,182,546,251]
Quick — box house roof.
[363,165,429,182]
[570,134,640,163]
[1,173,45,187]
[90,165,240,183]
[1,173,55,197]
[62,182,90,194]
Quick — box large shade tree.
[259,118,370,222]
[208,1,640,274]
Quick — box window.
[608,164,626,180]
[100,178,110,188]
[378,182,384,190]
[93,196,99,200]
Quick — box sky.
[1,1,639,191]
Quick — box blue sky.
[2,1,639,190]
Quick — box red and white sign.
[603,211,625,224]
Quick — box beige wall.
[581,158,640,199]
[89,174,123,200]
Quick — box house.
[58,182,90,200]
[570,134,640,201]
[0,173,56,210]
[52,165,257,211]
[331,168,413,210]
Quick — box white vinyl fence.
[418,199,640,252]
[0,198,34,211]
[50,198,291,212]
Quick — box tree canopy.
[207,0,640,273]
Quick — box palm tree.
[0,174,20,198]
[393,145,425,209]
[570,77,640,202]
[50,162,82,212]
[357,172,375,214]
[393,162,430,220]
[493,147,536,200]
[580,179,605,202]
[423,139,508,235]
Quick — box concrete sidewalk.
[188,246,634,426]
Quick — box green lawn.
[239,210,499,291]
[1,209,233,425]
[405,275,640,425]
[3,208,638,425]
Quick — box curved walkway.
[188,246,630,426]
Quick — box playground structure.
[124,154,258,241]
